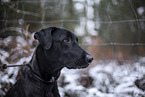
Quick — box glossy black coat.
[5,27,93,97]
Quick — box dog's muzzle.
[58,54,93,69]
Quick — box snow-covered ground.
[59,60,145,97]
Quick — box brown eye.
[64,37,71,43]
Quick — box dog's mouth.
[66,63,89,69]
[59,55,92,69]
[65,58,90,69]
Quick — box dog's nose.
[86,54,93,64]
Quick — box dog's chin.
[66,63,89,69]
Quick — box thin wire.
[1,2,7,49]
[9,0,59,3]
[60,0,65,28]
[128,0,141,78]
[80,43,145,46]
[1,19,145,24]
[106,1,115,93]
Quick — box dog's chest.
[21,69,55,97]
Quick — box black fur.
[5,27,93,97]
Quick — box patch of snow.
[74,3,84,12]
[0,49,9,64]
[137,7,144,15]
[16,36,26,47]
[59,58,145,97]
[1,0,10,3]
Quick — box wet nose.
[86,54,93,64]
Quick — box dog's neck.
[30,45,63,81]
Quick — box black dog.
[5,27,93,97]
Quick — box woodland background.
[0,0,145,97]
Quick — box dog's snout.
[86,54,93,64]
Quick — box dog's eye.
[64,37,71,43]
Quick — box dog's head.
[34,27,93,70]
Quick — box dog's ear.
[34,28,54,49]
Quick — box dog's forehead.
[53,28,77,40]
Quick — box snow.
[74,3,84,12]
[1,54,145,96]
[16,36,26,47]
[0,49,9,64]
[137,7,144,16]
[74,18,87,37]
[1,0,10,3]
[59,61,145,97]
[0,35,34,95]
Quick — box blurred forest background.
[0,0,145,97]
